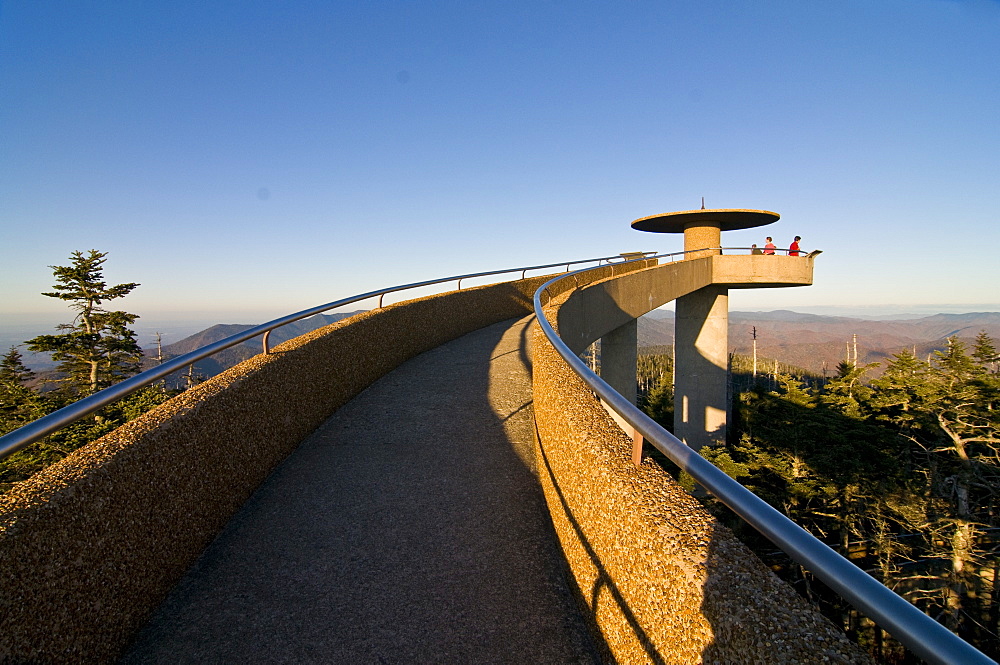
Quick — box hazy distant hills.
[13,309,1000,387]
[12,312,366,389]
[639,310,1000,376]
[148,312,364,382]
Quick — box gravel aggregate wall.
[532,282,873,664]
[0,270,608,665]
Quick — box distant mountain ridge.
[145,311,365,384]
[638,311,1000,376]
[15,309,999,385]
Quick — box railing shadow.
[533,265,882,663]
[534,418,667,664]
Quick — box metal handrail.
[0,252,656,463]
[658,247,816,257]
[532,264,994,665]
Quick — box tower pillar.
[631,208,780,451]
[600,318,638,405]
[674,285,729,450]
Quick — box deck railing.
[0,252,660,462]
[0,247,824,462]
[2,247,975,661]
[532,259,993,665]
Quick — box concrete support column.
[674,285,729,450]
[684,222,721,259]
[600,317,638,405]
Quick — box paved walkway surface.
[121,317,598,664]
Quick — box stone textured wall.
[532,284,873,664]
[0,272,565,665]
[0,260,653,664]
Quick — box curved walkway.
[120,316,598,664]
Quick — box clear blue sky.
[3,0,999,331]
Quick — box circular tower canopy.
[631,209,779,233]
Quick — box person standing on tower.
[763,237,776,255]
[789,236,802,256]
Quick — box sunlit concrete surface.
[533,284,871,664]
[556,254,816,450]
[0,263,648,664]
[1,256,851,664]
[120,317,598,664]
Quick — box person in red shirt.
[763,237,776,255]
[789,236,802,256]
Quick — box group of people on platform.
[750,236,802,256]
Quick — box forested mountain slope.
[640,311,1000,375]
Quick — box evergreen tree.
[638,352,674,430]
[639,378,674,429]
[973,330,999,374]
[0,347,47,436]
[865,338,1000,639]
[821,362,877,419]
[926,338,1000,632]
[869,348,932,434]
[0,348,32,404]
[2,253,178,494]
[0,346,35,385]
[0,347,57,490]
[26,250,142,395]
[678,337,1000,658]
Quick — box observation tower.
[630,208,792,450]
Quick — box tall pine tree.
[26,250,143,395]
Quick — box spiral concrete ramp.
[120,316,598,664]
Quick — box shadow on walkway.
[120,317,598,664]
